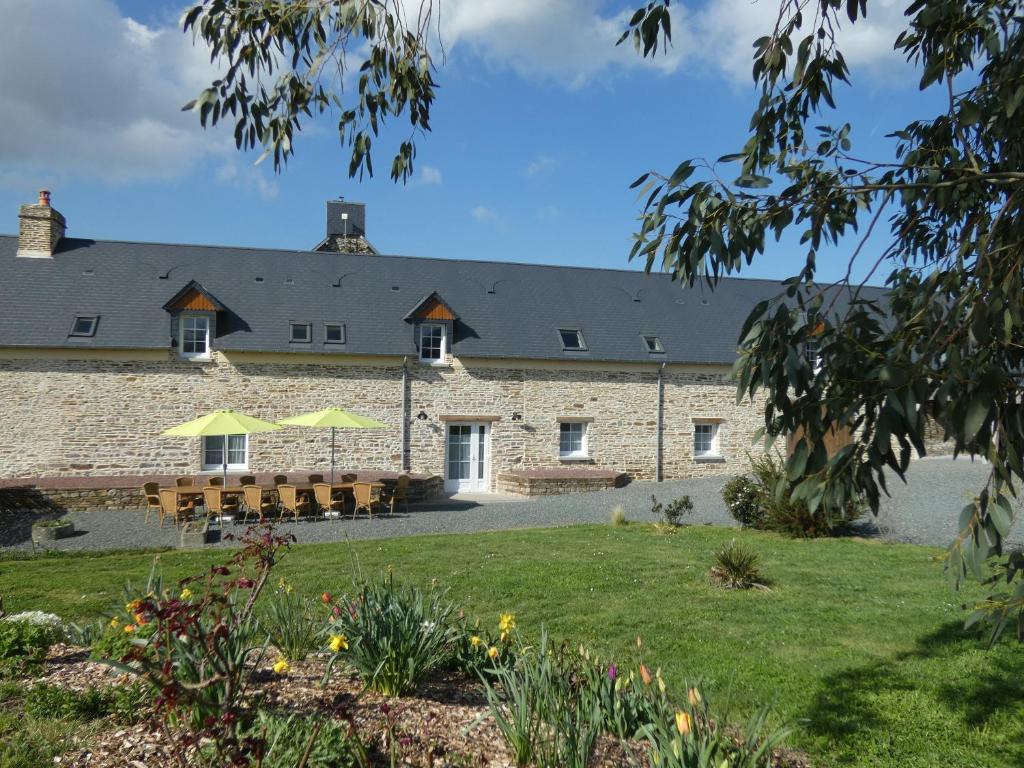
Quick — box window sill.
[179,354,213,363]
[694,455,725,463]
[419,359,449,367]
[559,456,593,463]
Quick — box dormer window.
[420,323,445,364]
[69,315,98,337]
[559,329,587,351]
[290,322,312,343]
[180,314,210,358]
[643,335,664,353]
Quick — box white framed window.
[180,314,210,358]
[325,323,346,344]
[693,422,721,459]
[202,434,248,470]
[420,323,445,364]
[559,421,589,459]
[290,322,312,343]
[804,338,822,373]
[558,328,587,351]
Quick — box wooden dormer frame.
[403,291,458,323]
[162,280,226,313]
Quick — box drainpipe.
[400,356,409,471]
[656,362,665,482]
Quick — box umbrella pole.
[330,427,336,486]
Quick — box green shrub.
[574,654,668,740]
[324,574,456,696]
[732,452,863,537]
[447,612,519,678]
[245,712,366,768]
[608,505,628,526]
[721,475,763,527]
[650,495,694,528]
[710,540,771,590]
[90,615,155,663]
[258,579,320,662]
[0,618,55,677]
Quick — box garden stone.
[31,520,74,544]
[179,520,210,548]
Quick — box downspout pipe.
[400,356,409,471]
[656,362,665,482]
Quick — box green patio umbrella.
[276,407,386,485]
[162,409,282,484]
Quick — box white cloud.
[0,0,276,196]
[525,154,556,177]
[418,164,443,185]
[471,205,498,221]
[416,0,908,87]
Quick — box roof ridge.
[0,233,879,289]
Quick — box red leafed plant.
[114,524,295,768]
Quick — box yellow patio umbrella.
[162,409,282,484]
[276,407,386,485]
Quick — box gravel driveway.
[1,457,1012,554]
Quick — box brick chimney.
[17,190,66,258]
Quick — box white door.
[445,422,490,493]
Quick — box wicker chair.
[239,475,256,486]
[203,486,240,525]
[351,482,382,520]
[242,485,277,523]
[207,476,225,487]
[159,488,194,527]
[307,473,325,484]
[273,474,288,486]
[313,483,345,518]
[142,482,161,524]
[340,473,357,483]
[382,474,410,517]
[175,477,192,487]
[278,484,311,522]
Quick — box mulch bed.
[28,644,809,767]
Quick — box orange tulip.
[675,710,692,736]
[640,664,653,685]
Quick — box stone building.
[0,192,785,499]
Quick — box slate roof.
[0,234,883,365]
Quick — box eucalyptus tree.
[622,0,1024,641]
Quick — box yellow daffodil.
[123,623,136,634]
[687,687,702,707]
[470,635,482,648]
[180,588,193,600]
[328,634,349,653]
[675,711,692,736]
[273,658,290,675]
[487,646,499,660]
[499,613,516,633]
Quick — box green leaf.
[963,395,990,442]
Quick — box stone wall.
[496,470,627,496]
[0,351,766,489]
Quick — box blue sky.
[0,0,934,282]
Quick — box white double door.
[444,422,490,493]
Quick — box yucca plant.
[323,574,455,696]
[710,540,771,590]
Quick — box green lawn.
[2,524,1022,767]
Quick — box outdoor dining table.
[169,481,387,497]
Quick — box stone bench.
[496,469,629,497]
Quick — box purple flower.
[608,664,618,681]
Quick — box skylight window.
[290,322,312,343]
[325,323,346,344]
[643,335,664,353]
[558,329,587,351]
[69,315,98,337]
